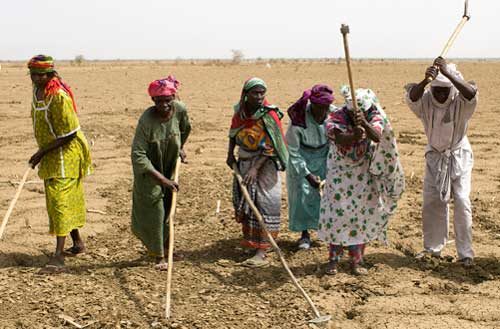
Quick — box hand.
[433,57,449,76]
[425,65,439,82]
[28,150,44,168]
[306,174,321,189]
[352,110,367,128]
[243,167,258,185]
[179,149,188,164]
[160,177,179,192]
[352,126,366,142]
[226,153,236,169]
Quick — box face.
[30,72,52,88]
[310,103,330,123]
[431,86,451,104]
[245,86,266,109]
[152,95,175,119]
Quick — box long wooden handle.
[232,164,322,319]
[0,168,31,240]
[340,24,360,115]
[165,158,181,319]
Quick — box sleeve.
[49,91,80,138]
[404,84,425,119]
[177,102,192,146]
[367,106,386,135]
[131,118,155,175]
[457,82,478,121]
[285,125,310,177]
[326,109,348,133]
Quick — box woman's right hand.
[160,177,179,192]
[306,174,321,189]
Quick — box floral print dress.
[318,97,404,247]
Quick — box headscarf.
[288,84,334,128]
[27,55,55,74]
[28,55,77,112]
[148,75,180,97]
[340,85,379,113]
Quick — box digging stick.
[165,158,181,319]
[427,0,471,82]
[340,24,361,119]
[232,164,331,324]
[0,167,31,240]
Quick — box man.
[406,57,477,267]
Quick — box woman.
[227,77,288,267]
[131,76,191,270]
[318,86,404,275]
[286,84,335,250]
[28,55,93,273]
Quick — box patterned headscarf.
[288,84,334,128]
[27,55,55,74]
[148,75,180,97]
[340,85,380,113]
[28,55,77,112]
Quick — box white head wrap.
[431,63,463,88]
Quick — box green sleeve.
[285,125,310,177]
[177,102,191,147]
[131,118,155,175]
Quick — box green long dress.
[286,104,334,232]
[131,101,191,257]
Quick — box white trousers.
[422,160,474,259]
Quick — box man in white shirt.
[406,57,478,267]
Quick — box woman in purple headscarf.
[286,84,336,250]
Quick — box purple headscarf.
[287,84,334,128]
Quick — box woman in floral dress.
[318,86,404,275]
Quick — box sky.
[1,0,498,60]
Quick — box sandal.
[154,262,169,271]
[63,245,86,257]
[351,264,368,276]
[38,264,67,274]
[325,261,338,276]
[240,256,269,268]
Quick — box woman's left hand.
[180,149,188,164]
[28,150,44,168]
[243,166,259,185]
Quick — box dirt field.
[1,60,500,329]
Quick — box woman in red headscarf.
[131,76,191,270]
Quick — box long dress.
[230,104,288,249]
[31,87,92,236]
[318,105,404,247]
[131,101,191,257]
[286,104,333,232]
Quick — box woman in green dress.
[286,84,335,250]
[28,55,93,274]
[131,76,191,270]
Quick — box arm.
[435,57,476,101]
[286,126,320,188]
[29,133,76,168]
[179,106,192,163]
[226,137,237,169]
[243,155,269,186]
[409,66,439,102]
[131,120,178,191]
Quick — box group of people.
[26,54,478,275]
